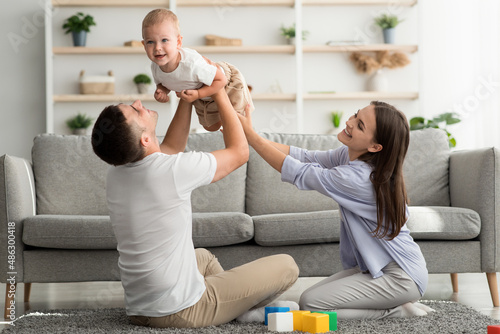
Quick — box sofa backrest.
[185,132,246,213]
[245,128,451,216]
[31,128,450,216]
[246,133,344,216]
[33,134,109,215]
[403,128,451,206]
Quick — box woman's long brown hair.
[357,101,410,240]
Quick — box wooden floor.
[2,273,500,328]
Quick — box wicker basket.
[205,34,242,46]
[79,70,115,95]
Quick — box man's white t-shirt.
[106,151,217,317]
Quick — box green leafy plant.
[62,12,96,34]
[280,24,309,40]
[66,113,94,130]
[133,73,152,85]
[331,111,343,128]
[409,112,461,148]
[374,14,403,29]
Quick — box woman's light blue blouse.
[281,145,428,296]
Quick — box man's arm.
[178,66,226,103]
[159,99,192,154]
[210,90,249,183]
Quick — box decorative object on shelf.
[374,14,403,44]
[62,12,96,47]
[349,51,410,91]
[367,69,388,92]
[124,40,143,47]
[66,113,93,135]
[205,34,242,46]
[328,110,344,135]
[133,73,152,94]
[280,23,309,44]
[79,70,115,95]
[410,112,461,148]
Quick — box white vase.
[367,69,388,92]
[137,83,149,94]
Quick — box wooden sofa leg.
[450,273,459,293]
[486,272,500,307]
[24,283,32,303]
[4,283,16,320]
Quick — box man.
[91,90,299,328]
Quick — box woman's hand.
[237,104,254,137]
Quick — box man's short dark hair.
[91,105,145,166]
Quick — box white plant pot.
[366,69,388,92]
[137,83,150,94]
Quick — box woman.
[238,101,432,320]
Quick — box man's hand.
[177,89,200,103]
[154,84,170,103]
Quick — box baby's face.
[142,20,182,68]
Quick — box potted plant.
[66,113,93,135]
[133,73,152,94]
[409,112,461,148]
[374,14,403,44]
[328,110,343,135]
[62,12,96,47]
[280,24,309,44]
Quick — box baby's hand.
[154,85,170,103]
[177,89,199,103]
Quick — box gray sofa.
[2,128,500,319]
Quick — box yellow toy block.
[303,313,329,334]
[288,310,311,331]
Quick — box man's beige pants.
[130,248,299,328]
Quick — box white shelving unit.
[45,0,418,134]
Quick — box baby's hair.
[142,8,180,36]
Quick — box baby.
[142,9,254,131]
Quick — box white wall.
[1,0,46,160]
[2,1,498,160]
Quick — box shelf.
[52,0,416,7]
[53,44,415,55]
[53,92,417,102]
[51,0,170,7]
[303,0,416,5]
[53,93,296,102]
[304,92,419,100]
[304,44,418,53]
[52,45,295,54]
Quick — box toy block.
[268,312,294,332]
[288,310,311,331]
[313,311,337,331]
[303,313,329,334]
[488,325,500,334]
[264,306,290,325]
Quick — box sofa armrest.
[0,155,36,282]
[449,147,500,272]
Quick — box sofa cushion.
[407,206,480,240]
[253,206,480,247]
[23,215,116,249]
[246,133,343,216]
[32,134,109,215]
[192,212,254,247]
[185,133,246,213]
[404,128,451,206]
[253,210,341,246]
[22,212,253,249]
